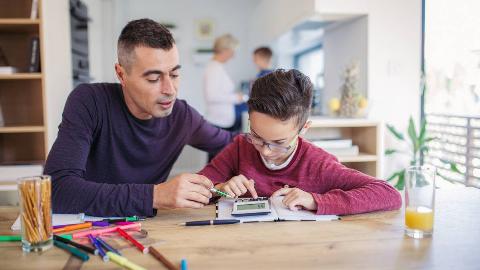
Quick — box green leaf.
[385,149,398,155]
[387,172,400,181]
[436,171,458,184]
[408,117,419,153]
[395,170,406,190]
[420,146,430,155]
[424,137,436,143]
[449,163,461,174]
[386,124,405,141]
[418,118,427,145]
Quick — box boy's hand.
[271,187,317,211]
[215,174,258,198]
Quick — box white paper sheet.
[11,214,116,231]
[216,196,339,222]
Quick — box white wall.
[248,0,316,50]
[315,0,422,177]
[91,0,258,113]
[323,16,368,115]
[249,0,421,178]
[42,0,73,150]
[42,0,421,179]
[86,0,259,174]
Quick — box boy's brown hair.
[248,69,313,128]
[253,47,273,60]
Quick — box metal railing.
[425,114,480,188]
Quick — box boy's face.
[253,54,270,70]
[248,111,302,165]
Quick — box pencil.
[149,246,178,270]
[53,235,98,255]
[88,234,109,262]
[107,251,146,270]
[209,187,233,198]
[54,239,90,261]
[96,236,122,255]
[53,222,92,234]
[0,235,21,242]
[116,227,148,254]
[72,222,141,239]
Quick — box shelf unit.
[304,117,382,177]
[0,0,47,170]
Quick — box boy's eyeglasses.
[244,132,299,154]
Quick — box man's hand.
[271,187,317,211]
[215,174,258,198]
[153,173,213,209]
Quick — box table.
[0,187,479,269]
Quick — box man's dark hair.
[253,47,273,60]
[248,69,313,127]
[117,18,175,72]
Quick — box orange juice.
[405,206,434,231]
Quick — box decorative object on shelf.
[195,19,215,40]
[159,22,176,29]
[70,0,90,87]
[0,46,17,74]
[0,103,4,127]
[192,48,214,65]
[328,62,368,117]
[385,116,461,190]
[30,0,39,19]
[28,37,40,72]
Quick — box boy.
[198,69,401,215]
[253,47,273,78]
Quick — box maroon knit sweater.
[199,135,402,215]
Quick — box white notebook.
[11,214,119,231]
[216,196,339,223]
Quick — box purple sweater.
[44,83,234,217]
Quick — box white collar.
[260,141,299,170]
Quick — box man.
[44,19,235,217]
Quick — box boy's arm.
[312,156,402,215]
[197,136,241,186]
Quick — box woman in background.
[203,34,245,132]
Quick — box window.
[293,44,324,89]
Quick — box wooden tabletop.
[0,187,479,270]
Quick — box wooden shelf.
[305,118,381,177]
[309,117,379,128]
[0,19,40,33]
[0,126,45,133]
[0,73,42,80]
[0,1,46,165]
[337,153,377,163]
[0,18,40,24]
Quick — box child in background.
[253,47,273,78]
[198,69,401,215]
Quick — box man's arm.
[186,102,237,155]
[45,86,155,217]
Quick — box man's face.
[115,45,180,119]
[248,111,301,165]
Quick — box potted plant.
[385,116,461,190]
